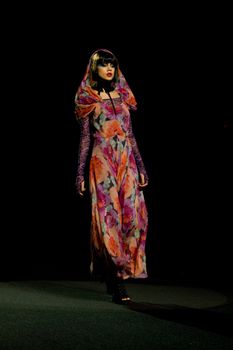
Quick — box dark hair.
[90,50,119,90]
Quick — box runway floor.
[0,280,232,350]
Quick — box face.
[97,62,115,81]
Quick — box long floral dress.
[77,95,148,280]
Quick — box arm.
[128,116,148,186]
[76,116,91,195]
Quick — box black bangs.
[96,50,118,68]
[97,57,118,68]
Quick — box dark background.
[1,6,232,288]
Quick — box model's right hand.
[78,180,86,196]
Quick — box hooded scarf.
[75,49,137,119]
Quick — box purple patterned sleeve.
[76,117,91,193]
[128,116,148,183]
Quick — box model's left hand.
[139,173,148,188]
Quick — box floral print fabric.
[88,97,148,279]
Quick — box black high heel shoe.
[112,279,131,304]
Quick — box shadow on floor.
[127,301,233,338]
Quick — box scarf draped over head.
[75,49,137,119]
